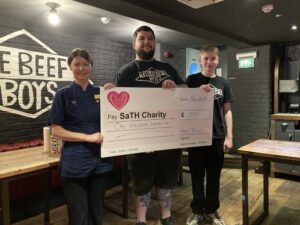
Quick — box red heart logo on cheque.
[107,91,130,110]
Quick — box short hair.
[67,48,93,66]
[133,26,155,42]
[200,44,220,58]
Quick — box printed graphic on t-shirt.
[136,67,170,84]
[209,84,223,100]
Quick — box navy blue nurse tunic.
[48,82,112,178]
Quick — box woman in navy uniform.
[48,48,113,225]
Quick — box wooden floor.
[14,168,300,225]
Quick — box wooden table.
[238,139,300,225]
[0,146,130,224]
[0,146,59,225]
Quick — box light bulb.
[100,17,111,24]
[291,25,298,31]
[262,4,273,13]
[48,9,60,26]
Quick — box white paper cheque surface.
[100,87,213,157]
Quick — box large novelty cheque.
[100,87,214,157]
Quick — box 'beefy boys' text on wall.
[0,29,73,118]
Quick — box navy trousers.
[62,173,107,225]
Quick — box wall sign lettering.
[0,29,73,118]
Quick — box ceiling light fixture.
[46,2,60,26]
[262,4,273,13]
[291,25,298,31]
[100,17,111,24]
[176,0,224,9]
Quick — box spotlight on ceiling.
[46,2,60,26]
[262,4,273,13]
[291,25,298,31]
[176,0,224,9]
[100,17,111,24]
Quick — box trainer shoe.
[136,222,147,225]
[160,216,175,225]
[186,213,205,225]
[205,212,226,225]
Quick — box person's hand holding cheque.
[85,132,103,144]
[103,82,115,90]
[162,79,176,89]
[200,84,213,92]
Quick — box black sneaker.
[160,216,175,225]
[186,213,205,225]
[205,212,226,225]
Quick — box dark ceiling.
[0,0,212,49]
[75,0,300,48]
[1,0,299,49]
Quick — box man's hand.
[223,136,233,153]
[200,84,213,92]
[162,79,176,89]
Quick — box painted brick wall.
[0,16,135,144]
[159,43,186,79]
[227,45,272,150]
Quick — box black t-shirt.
[186,72,234,139]
[114,59,185,87]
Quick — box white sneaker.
[205,212,226,225]
[186,213,205,225]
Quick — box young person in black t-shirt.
[185,45,234,225]
[114,26,185,225]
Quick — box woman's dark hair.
[133,26,155,42]
[67,48,93,66]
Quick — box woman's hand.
[85,132,104,144]
[103,83,115,90]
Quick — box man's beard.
[136,49,155,60]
